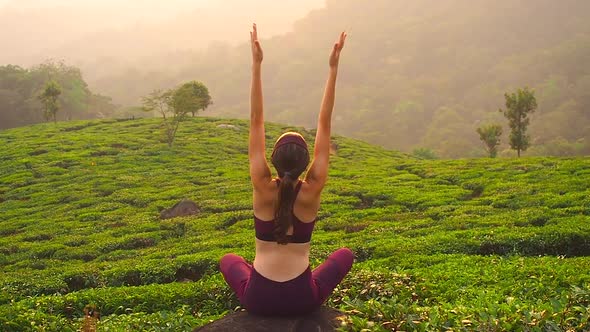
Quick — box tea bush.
[0,118,588,331]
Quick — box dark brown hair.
[271,136,310,245]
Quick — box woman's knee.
[330,248,354,275]
[219,253,244,274]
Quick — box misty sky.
[0,0,220,19]
[0,0,326,66]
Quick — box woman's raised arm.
[305,32,347,191]
[248,24,272,189]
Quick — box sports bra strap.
[294,180,303,194]
[255,179,314,243]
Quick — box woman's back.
[253,179,318,281]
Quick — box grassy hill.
[0,118,589,331]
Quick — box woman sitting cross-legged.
[220,24,353,316]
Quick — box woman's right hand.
[250,23,264,64]
[329,32,347,69]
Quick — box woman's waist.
[253,245,310,282]
[255,238,310,254]
[253,253,310,270]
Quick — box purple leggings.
[220,248,354,316]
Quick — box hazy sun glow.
[0,0,326,66]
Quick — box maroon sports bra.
[254,180,316,243]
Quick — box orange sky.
[0,0,326,65]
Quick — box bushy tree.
[500,88,538,157]
[39,80,62,123]
[412,147,438,160]
[476,124,503,158]
[172,81,212,117]
[0,64,53,128]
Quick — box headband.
[271,135,308,157]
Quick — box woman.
[220,24,353,316]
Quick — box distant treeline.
[0,61,124,129]
[85,0,590,157]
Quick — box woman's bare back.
[253,180,318,281]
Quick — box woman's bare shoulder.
[299,179,324,197]
[296,180,322,216]
[253,178,279,203]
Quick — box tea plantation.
[0,118,589,331]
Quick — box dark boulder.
[159,200,200,220]
[194,307,345,332]
[330,142,339,155]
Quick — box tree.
[141,81,211,147]
[142,89,172,119]
[476,124,503,158]
[87,93,117,119]
[172,81,212,117]
[32,61,92,120]
[142,87,193,147]
[39,80,62,123]
[1,62,116,129]
[412,147,438,160]
[499,87,538,157]
[420,107,473,158]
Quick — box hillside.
[85,0,590,158]
[0,118,589,331]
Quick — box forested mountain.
[88,0,590,157]
[2,1,589,157]
[0,62,117,129]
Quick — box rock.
[330,142,339,155]
[194,307,345,332]
[159,200,200,219]
[217,124,240,131]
